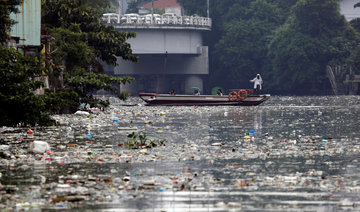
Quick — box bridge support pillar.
[185,75,203,94]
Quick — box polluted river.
[0,95,359,211]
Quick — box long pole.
[161,51,167,93]
[207,0,209,18]
[152,0,154,23]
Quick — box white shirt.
[251,76,263,89]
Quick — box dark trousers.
[254,85,260,95]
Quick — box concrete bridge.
[102,13,211,95]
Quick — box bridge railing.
[102,13,212,28]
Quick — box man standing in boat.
[250,74,263,95]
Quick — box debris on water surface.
[29,140,51,153]
[0,96,359,211]
[74,111,90,116]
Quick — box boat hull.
[138,93,270,106]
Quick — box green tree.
[177,0,207,16]
[268,0,359,94]
[214,19,275,86]
[345,45,360,74]
[41,0,137,107]
[0,48,54,126]
[51,25,94,71]
[179,0,298,92]
[343,2,360,75]
[350,18,360,32]
[210,0,290,89]
[0,0,22,44]
[127,0,138,13]
[268,27,327,92]
[42,0,137,66]
[126,0,149,14]
[87,0,111,14]
[350,1,360,32]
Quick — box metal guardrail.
[102,13,212,28]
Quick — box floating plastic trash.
[29,141,51,153]
[75,111,90,116]
[243,135,251,141]
[1,96,360,211]
[211,143,220,146]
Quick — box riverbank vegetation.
[178,0,360,95]
[0,48,54,126]
[0,0,137,126]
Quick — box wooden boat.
[138,89,270,106]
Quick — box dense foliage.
[268,0,360,94]
[0,0,138,126]
[0,1,55,126]
[212,0,287,90]
[0,48,54,126]
[0,0,22,44]
[179,0,360,94]
[42,0,137,107]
